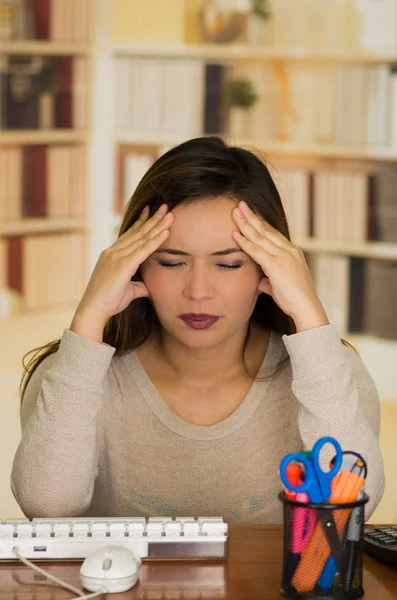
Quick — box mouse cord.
[13,547,106,600]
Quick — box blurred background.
[0,0,396,523]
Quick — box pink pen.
[291,491,316,553]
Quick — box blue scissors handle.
[280,436,343,503]
[280,453,313,494]
[312,436,343,499]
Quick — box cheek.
[141,267,176,303]
[224,269,261,304]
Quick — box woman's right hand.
[70,204,173,342]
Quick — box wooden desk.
[1,525,396,599]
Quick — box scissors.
[280,436,343,504]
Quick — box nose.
[182,264,215,301]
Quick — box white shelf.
[0,217,88,236]
[297,239,397,261]
[0,130,88,145]
[112,43,397,64]
[240,140,397,162]
[114,134,397,163]
[0,41,90,56]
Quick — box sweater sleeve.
[10,328,115,518]
[282,324,385,521]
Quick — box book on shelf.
[114,57,227,140]
[5,232,85,311]
[30,0,91,43]
[0,0,91,43]
[361,259,397,340]
[0,144,86,221]
[0,145,22,220]
[355,0,397,54]
[309,253,350,336]
[308,252,397,342]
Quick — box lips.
[180,313,220,330]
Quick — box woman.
[11,136,384,523]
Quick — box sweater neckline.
[122,330,283,441]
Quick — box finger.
[233,203,290,250]
[232,211,280,257]
[257,277,272,296]
[117,204,168,245]
[119,205,150,240]
[232,231,274,272]
[129,204,150,231]
[129,280,150,300]
[120,227,170,265]
[117,205,172,250]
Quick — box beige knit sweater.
[11,324,385,523]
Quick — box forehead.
[167,197,238,247]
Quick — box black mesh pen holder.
[278,491,369,600]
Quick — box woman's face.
[140,197,263,349]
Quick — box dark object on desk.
[364,527,397,568]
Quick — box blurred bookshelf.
[108,0,397,368]
[2,0,397,371]
[0,0,92,318]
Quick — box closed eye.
[217,263,244,270]
[158,261,244,270]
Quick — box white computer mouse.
[80,545,141,593]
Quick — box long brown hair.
[21,136,299,401]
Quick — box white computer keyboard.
[0,516,228,561]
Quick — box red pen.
[285,461,302,500]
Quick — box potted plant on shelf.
[224,76,258,138]
[248,0,271,45]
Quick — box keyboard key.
[109,523,126,537]
[165,522,182,536]
[72,523,89,537]
[0,524,14,538]
[147,523,163,537]
[127,522,145,536]
[16,524,34,538]
[53,524,70,537]
[91,523,107,537]
[35,524,52,537]
[184,522,200,536]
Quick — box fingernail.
[234,208,243,218]
[239,201,249,211]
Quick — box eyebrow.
[154,248,245,257]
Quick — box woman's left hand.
[232,201,329,333]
